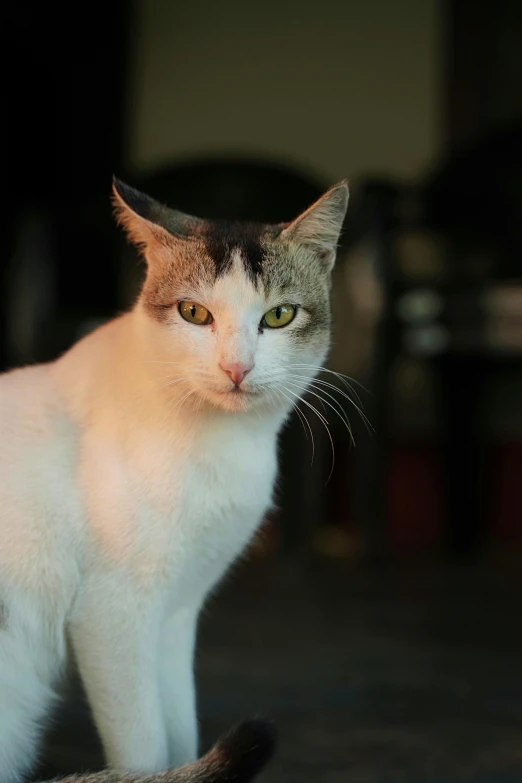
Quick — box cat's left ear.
[280,180,349,270]
[112,177,203,259]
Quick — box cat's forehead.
[198,219,282,284]
[207,250,265,312]
[194,219,318,298]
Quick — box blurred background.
[6,1,522,780]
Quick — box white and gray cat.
[0,176,348,783]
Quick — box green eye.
[178,301,213,325]
[262,304,297,329]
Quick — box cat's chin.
[197,387,272,414]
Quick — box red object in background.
[387,444,444,555]
[387,442,522,554]
[329,444,445,555]
[326,440,521,557]
[488,442,522,544]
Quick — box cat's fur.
[43,720,276,783]
[0,177,348,783]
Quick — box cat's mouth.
[220,386,259,396]
[204,384,263,410]
[193,379,269,412]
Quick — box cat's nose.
[219,361,253,386]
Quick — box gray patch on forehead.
[202,220,281,283]
[140,218,334,340]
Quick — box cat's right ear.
[112,178,202,258]
[280,180,349,271]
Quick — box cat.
[42,720,276,783]
[0,175,348,783]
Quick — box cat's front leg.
[159,605,199,766]
[69,576,169,773]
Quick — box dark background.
[6,1,522,780]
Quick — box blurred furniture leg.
[356,303,396,560]
[354,189,402,560]
[278,408,331,560]
[439,355,486,555]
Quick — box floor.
[34,558,522,782]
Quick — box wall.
[128,0,441,184]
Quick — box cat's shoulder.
[0,362,53,399]
[0,363,65,451]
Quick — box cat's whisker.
[288,366,373,434]
[287,374,350,420]
[278,387,316,463]
[140,360,209,379]
[318,383,373,436]
[149,373,184,382]
[164,388,196,421]
[150,377,187,392]
[290,364,370,404]
[280,384,335,483]
[139,360,188,366]
[288,373,373,437]
[292,366,365,408]
[291,364,370,392]
[292,401,311,445]
[275,386,314,463]
[294,379,354,439]
[286,379,355,447]
[288,363,364,411]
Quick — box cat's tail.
[46,720,277,783]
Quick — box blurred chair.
[351,121,522,557]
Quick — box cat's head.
[113,177,348,414]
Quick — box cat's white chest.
[154,422,279,602]
[82,415,280,602]
[172,433,275,593]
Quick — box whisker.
[296,379,355,437]
[286,379,355,447]
[287,366,373,431]
[287,375,350,421]
[150,377,186,392]
[139,360,188,366]
[281,384,335,484]
[163,388,196,422]
[148,373,184,382]
[276,386,314,463]
[295,367,365,407]
[288,374,374,436]
[292,401,311,444]
[290,364,370,404]
[291,364,370,393]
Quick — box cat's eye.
[178,301,213,326]
[262,304,297,329]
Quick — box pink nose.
[219,361,253,386]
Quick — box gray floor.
[34,558,522,782]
